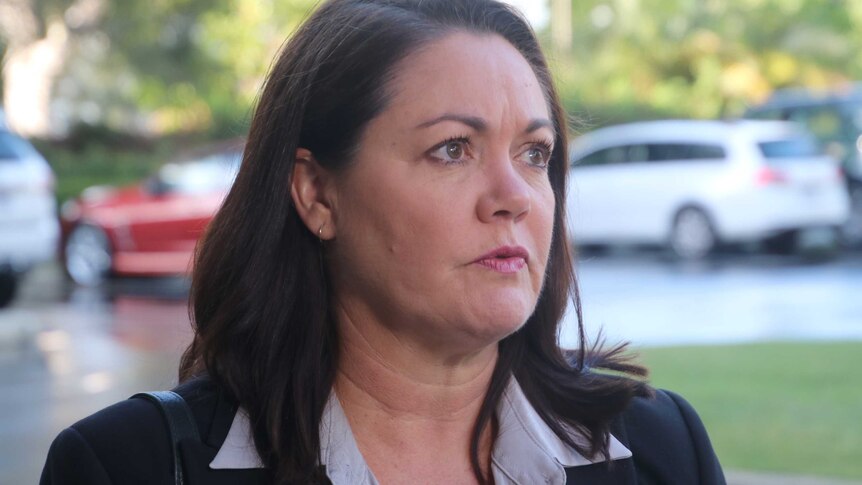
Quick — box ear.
[290,148,336,240]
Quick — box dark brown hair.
[181,1,648,483]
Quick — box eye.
[429,137,472,165]
[519,140,553,168]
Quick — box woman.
[42,0,725,484]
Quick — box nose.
[476,155,531,223]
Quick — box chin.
[466,300,535,343]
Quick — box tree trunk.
[2,20,69,137]
[550,0,572,54]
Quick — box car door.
[569,144,643,243]
[0,132,56,264]
[126,157,237,256]
[126,189,220,255]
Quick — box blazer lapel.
[565,457,637,485]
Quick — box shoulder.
[622,388,708,440]
[616,388,726,485]
[40,376,230,485]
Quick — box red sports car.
[60,144,242,286]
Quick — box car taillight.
[756,167,787,185]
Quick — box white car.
[0,128,60,306]
[566,120,850,259]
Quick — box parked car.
[0,126,60,307]
[566,120,850,259]
[744,85,862,244]
[60,142,243,286]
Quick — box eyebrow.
[416,113,487,131]
[415,113,554,135]
[525,118,554,133]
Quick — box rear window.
[0,133,23,160]
[647,143,725,162]
[758,137,822,160]
[574,145,632,167]
[0,132,36,161]
[573,142,726,167]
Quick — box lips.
[473,245,529,274]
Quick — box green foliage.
[6,0,862,136]
[551,0,862,125]
[193,0,318,133]
[32,0,320,137]
[640,342,862,479]
[33,136,191,204]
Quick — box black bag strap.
[132,391,201,485]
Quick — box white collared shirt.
[210,376,632,484]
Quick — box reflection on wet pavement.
[0,266,191,483]
[562,252,862,348]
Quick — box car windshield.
[758,136,823,161]
[155,151,241,194]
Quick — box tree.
[550,0,862,124]
[0,0,318,138]
[0,0,104,137]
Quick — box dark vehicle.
[745,85,862,244]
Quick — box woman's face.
[328,32,556,355]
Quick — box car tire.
[64,224,113,287]
[0,270,17,308]
[762,230,798,255]
[668,207,716,261]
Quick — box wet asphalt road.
[1,251,861,483]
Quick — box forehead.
[384,32,550,125]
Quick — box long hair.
[180,1,648,483]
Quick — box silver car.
[0,128,60,307]
[568,120,850,259]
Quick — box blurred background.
[1,0,861,483]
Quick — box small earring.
[317,223,326,241]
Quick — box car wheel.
[0,270,17,308]
[796,227,840,258]
[762,230,798,255]
[65,224,113,286]
[668,207,716,260]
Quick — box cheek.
[530,187,556,276]
[335,173,453,272]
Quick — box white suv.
[567,120,850,259]
[0,128,60,306]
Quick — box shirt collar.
[491,376,632,484]
[209,377,631,485]
[209,392,377,484]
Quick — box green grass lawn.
[638,341,862,479]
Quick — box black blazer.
[41,377,726,484]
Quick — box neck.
[332,301,498,482]
[334,300,498,420]
[335,304,497,483]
